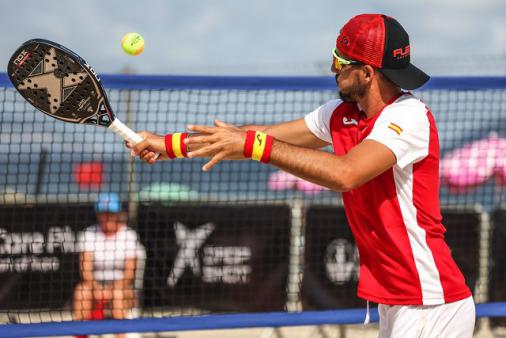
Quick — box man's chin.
[339,91,356,103]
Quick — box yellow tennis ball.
[121,32,144,56]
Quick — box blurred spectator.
[73,192,142,338]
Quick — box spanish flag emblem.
[388,122,403,135]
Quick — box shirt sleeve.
[77,228,95,253]
[304,99,341,143]
[124,229,139,259]
[366,101,430,169]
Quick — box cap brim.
[95,208,121,213]
[380,63,430,90]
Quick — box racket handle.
[108,119,143,144]
[108,119,160,159]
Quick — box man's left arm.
[269,139,396,192]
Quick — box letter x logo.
[17,47,88,114]
[167,221,215,287]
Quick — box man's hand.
[187,120,247,171]
[126,131,167,164]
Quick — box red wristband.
[260,135,274,163]
[165,134,176,159]
[180,132,188,157]
[243,130,255,157]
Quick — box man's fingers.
[136,131,152,139]
[140,149,158,164]
[215,119,241,131]
[132,139,152,156]
[187,124,216,134]
[214,119,231,128]
[147,153,159,164]
[187,142,223,158]
[202,152,227,172]
[185,134,218,145]
[140,149,150,160]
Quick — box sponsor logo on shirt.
[388,122,403,135]
[342,117,358,126]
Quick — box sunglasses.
[332,48,362,71]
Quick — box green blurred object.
[139,183,199,205]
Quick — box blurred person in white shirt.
[73,192,139,338]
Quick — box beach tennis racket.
[7,38,144,146]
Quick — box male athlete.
[129,14,475,337]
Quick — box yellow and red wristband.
[165,132,188,159]
[243,130,273,163]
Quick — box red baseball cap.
[336,14,429,90]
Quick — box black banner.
[440,208,481,294]
[137,203,291,312]
[0,202,481,313]
[301,205,480,309]
[0,204,95,309]
[302,205,362,309]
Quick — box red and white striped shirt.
[305,93,471,305]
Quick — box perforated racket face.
[7,39,114,126]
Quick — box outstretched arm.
[268,139,396,191]
[240,118,328,149]
[128,118,328,163]
[185,120,396,192]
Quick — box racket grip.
[108,119,160,159]
[108,119,143,144]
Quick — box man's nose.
[330,62,338,74]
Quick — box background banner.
[301,205,480,309]
[137,203,292,312]
[0,204,94,309]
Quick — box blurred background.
[0,0,505,76]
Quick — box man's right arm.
[240,118,329,149]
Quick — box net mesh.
[0,75,505,336]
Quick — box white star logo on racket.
[16,48,88,114]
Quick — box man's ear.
[363,65,376,80]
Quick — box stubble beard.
[337,74,367,103]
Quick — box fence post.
[123,87,138,227]
[476,208,492,335]
[286,198,305,312]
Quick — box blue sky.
[0,0,504,76]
